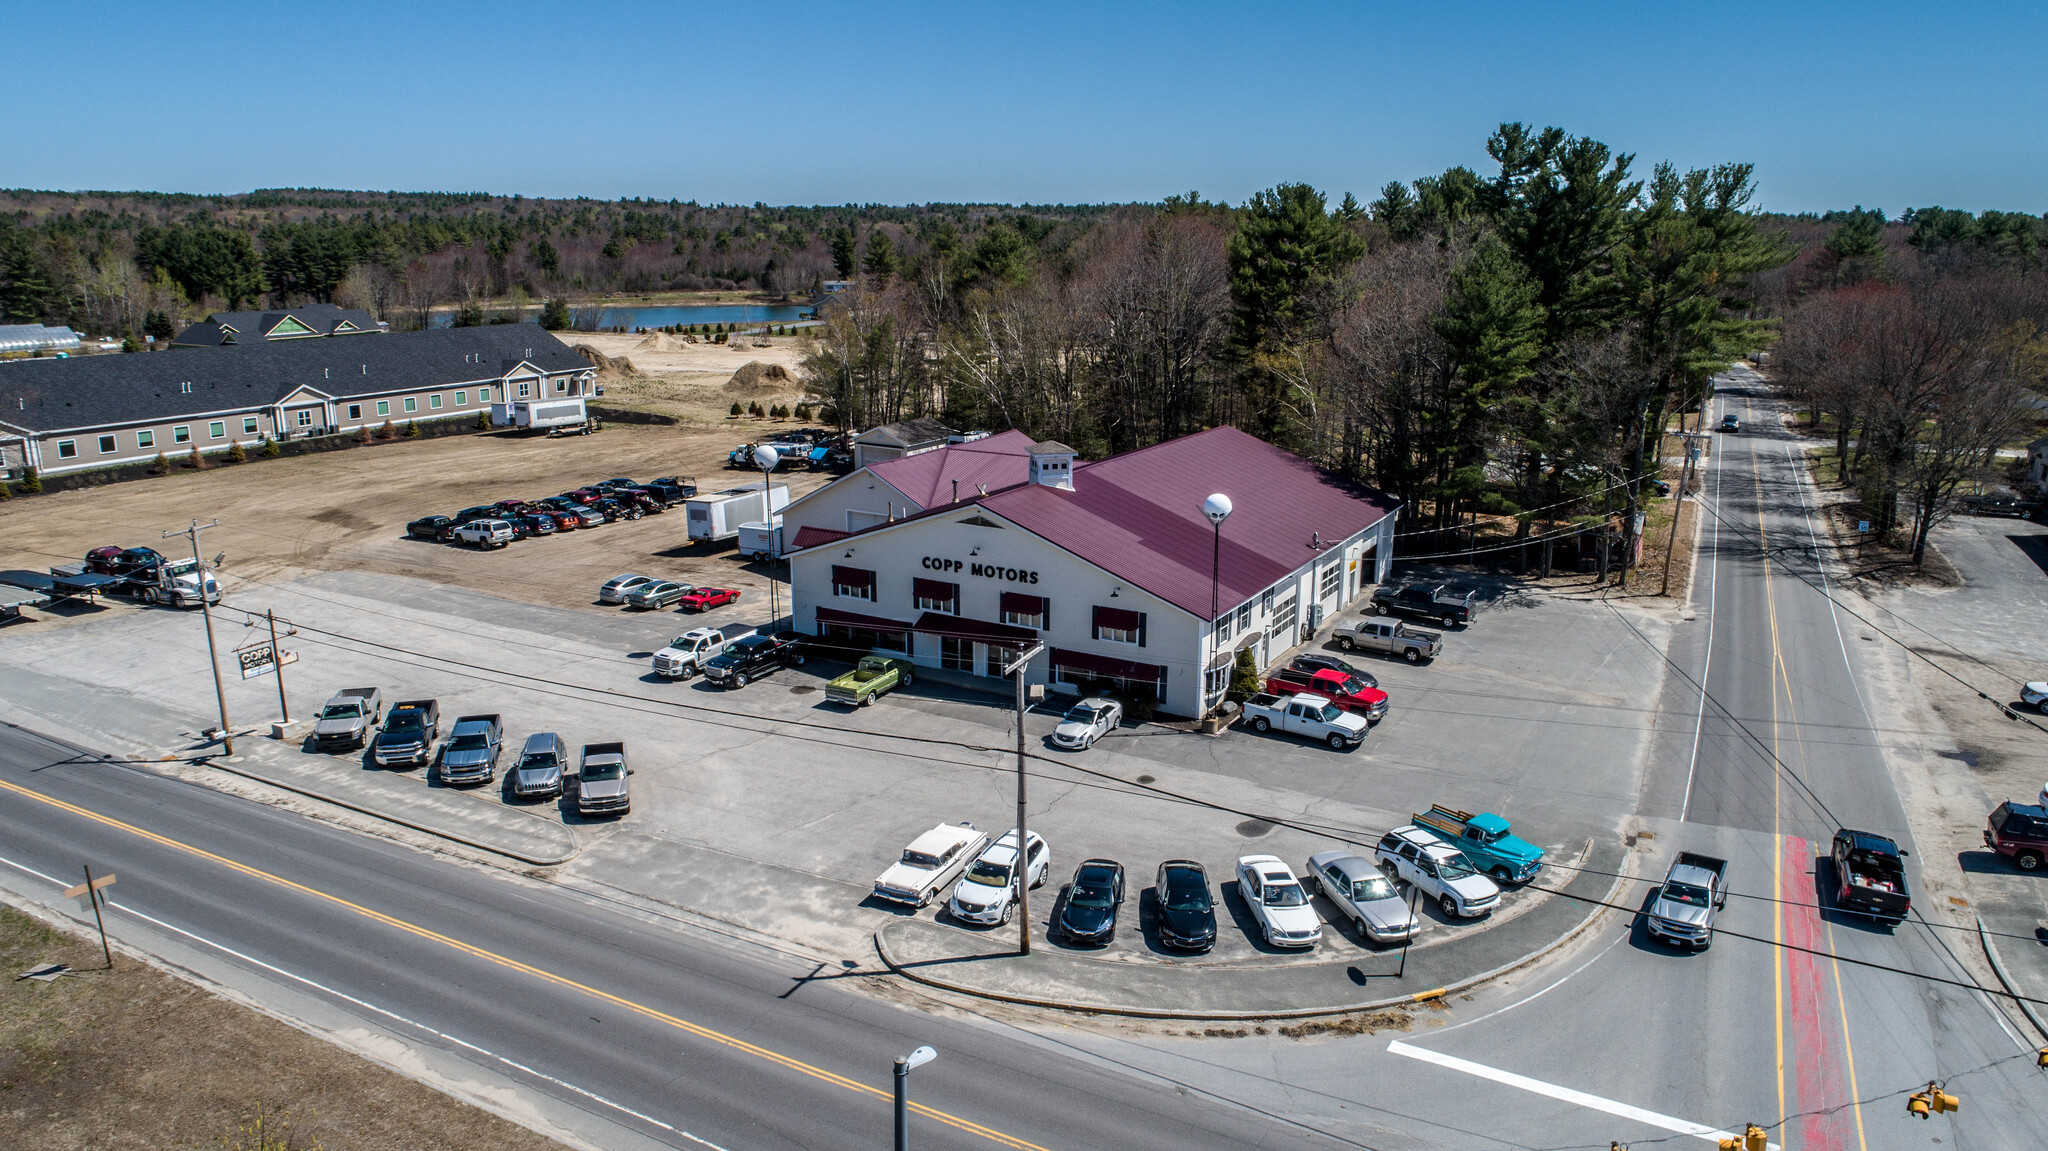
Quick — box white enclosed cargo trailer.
[687,485,790,543]
[491,398,589,433]
[737,521,787,559]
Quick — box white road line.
[1680,386,1729,823]
[0,851,733,1151]
[1386,1040,1775,1149]
[1426,929,1630,1036]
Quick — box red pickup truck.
[1264,667,1388,722]
[677,586,741,612]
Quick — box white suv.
[1234,855,1323,948]
[946,830,1049,926]
[1374,826,1501,918]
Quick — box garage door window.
[136,430,154,449]
[57,439,77,459]
[209,421,225,439]
[97,435,116,453]
[1318,562,1341,599]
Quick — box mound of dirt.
[633,331,681,352]
[723,361,796,396]
[573,344,639,376]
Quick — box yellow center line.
[0,776,1052,1151]
[1751,437,1788,1132]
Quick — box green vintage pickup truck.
[825,656,915,706]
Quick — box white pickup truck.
[1238,692,1370,750]
[652,625,754,679]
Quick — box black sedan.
[1153,860,1217,952]
[1290,653,1378,690]
[1058,858,1125,946]
[407,516,453,540]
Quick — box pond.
[429,303,815,330]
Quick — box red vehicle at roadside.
[542,509,580,531]
[677,586,742,612]
[84,546,124,575]
[1985,801,2048,871]
[1264,666,1389,722]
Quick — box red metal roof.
[865,429,1038,509]
[790,525,850,550]
[980,426,1397,618]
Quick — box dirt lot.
[574,331,811,425]
[0,425,833,618]
[0,903,566,1151]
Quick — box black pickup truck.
[1371,583,1475,628]
[701,631,808,689]
[372,698,441,768]
[1830,829,1910,922]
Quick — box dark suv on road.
[1985,801,2048,871]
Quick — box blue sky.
[4,1,2043,214]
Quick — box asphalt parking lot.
[0,559,1669,972]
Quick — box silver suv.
[509,732,567,799]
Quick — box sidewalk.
[877,839,1628,1019]
[1972,874,2048,1040]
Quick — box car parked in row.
[702,631,807,688]
[510,732,569,799]
[1057,858,1126,946]
[1374,825,1501,918]
[677,586,741,612]
[407,515,456,541]
[372,698,441,769]
[1264,666,1388,722]
[1235,855,1322,948]
[874,822,990,907]
[437,714,503,786]
[600,573,655,604]
[1371,583,1475,628]
[946,830,1049,927]
[626,580,691,610]
[1304,851,1418,943]
[1289,652,1377,688]
[1153,860,1217,951]
[1984,801,2048,871]
[575,742,632,817]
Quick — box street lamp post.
[1202,493,1233,714]
[894,1045,936,1151]
[754,444,782,627]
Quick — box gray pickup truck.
[1645,851,1729,950]
[312,687,383,750]
[575,742,631,817]
[1334,618,1441,663]
[372,699,441,768]
[437,714,503,785]
[1371,583,1475,628]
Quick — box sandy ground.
[571,331,813,425]
[0,903,567,1151]
[0,426,833,619]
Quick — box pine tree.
[1226,649,1261,703]
[16,466,38,494]
[530,237,561,277]
[862,230,898,285]
[830,227,857,278]
[260,437,281,458]
[226,439,246,464]
[150,452,169,474]
[729,401,743,417]
[377,420,395,440]
[187,444,205,469]
[540,296,572,330]
[404,420,421,439]
[0,477,11,500]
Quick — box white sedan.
[1051,698,1121,750]
[1234,855,1323,948]
[946,830,1049,926]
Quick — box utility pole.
[1660,431,1700,597]
[1005,643,1045,956]
[163,518,232,754]
[266,608,291,723]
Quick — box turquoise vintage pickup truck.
[1412,804,1544,884]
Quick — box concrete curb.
[1977,915,2048,1043]
[203,758,580,868]
[874,848,1632,1021]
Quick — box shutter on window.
[832,565,874,589]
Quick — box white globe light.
[1202,492,1233,524]
[754,445,780,472]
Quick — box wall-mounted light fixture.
[969,547,980,556]
[844,549,855,558]
[1110,586,1121,598]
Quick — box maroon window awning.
[1093,605,1143,631]
[791,525,850,551]
[1000,592,1046,615]
[912,577,957,604]
[1051,647,1163,682]
[831,565,874,589]
[816,606,909,631]
[913,613,1039,643]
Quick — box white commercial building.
[786,427,1399,718]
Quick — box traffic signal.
[1908,1083,1959,1118]
[1717,1125,1766,1151]
[2037,1047,2048,1068]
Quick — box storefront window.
[941,636,973,671]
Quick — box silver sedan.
[1305,850,1419,943]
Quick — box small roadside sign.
[238,646,298,679]
[62,872,115,899]
[1857,520,1871,533]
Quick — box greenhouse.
[0,325,82,356]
